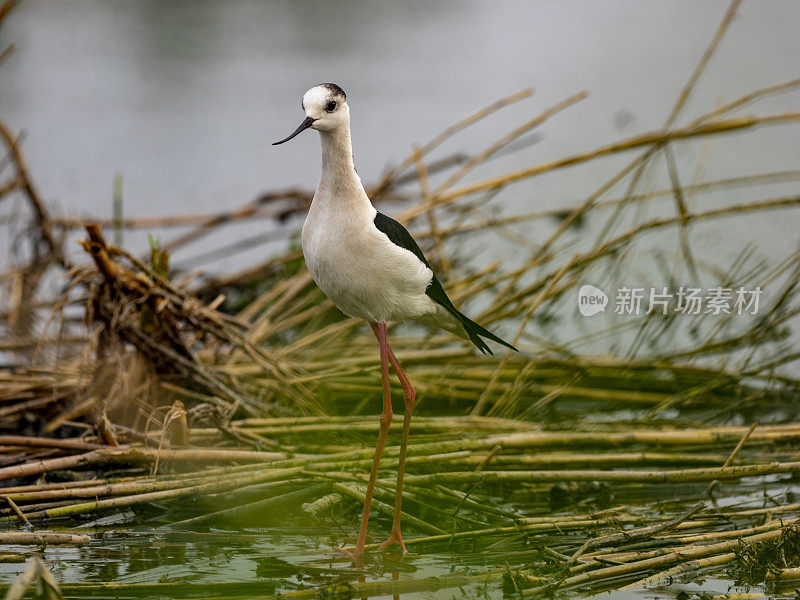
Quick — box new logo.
[578,284,608,316]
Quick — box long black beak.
[272,116,316,145]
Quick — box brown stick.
[1,495,31,527]
[707,421,759,498]
[4,467,302,522]
[529,521,794,595]
[664,0,743,127]
[568,502,705,564]
[0,436,109,451]
[0,448,287,482]
[0,532,89,545]
[403,462,800,485]
[405,112,800,218]
[0,118,65,267]
[370,87,534,199]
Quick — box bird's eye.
[325,101,337,112]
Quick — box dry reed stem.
[665,0,743,127]
[370,88,534,199]
[402,461,800,485]
[0,467,303,523]
[707,421,758,496]
[483,194,800,321]
[404,113,800,221]
[432,90,588,195]
[474,254,578,415]
[524,520,797,597]
[0,118,65,267]
[620,552,737,591]
[567,502,705,565]
[0,447,286,483]
[0,532,89,545]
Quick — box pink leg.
[352,322,393,562]
[370,323,416,554]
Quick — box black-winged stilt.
[273,83,517,560]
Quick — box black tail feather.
[454,309,518,354]
[371,211,519,354]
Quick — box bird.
[273,83,517,560]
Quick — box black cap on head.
[320,83,346,100]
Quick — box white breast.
[301,197,435,324]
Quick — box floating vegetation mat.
[2,403,800,599]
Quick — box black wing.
[373,211,517,354]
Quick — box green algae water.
[3,399,800,599]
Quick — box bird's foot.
[377,528,407,554]
[333,545,364,567]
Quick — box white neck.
[317,124,370,205]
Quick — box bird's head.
[273,83,349,145]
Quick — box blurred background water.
[2,0,798,268]
[1,0,799,363]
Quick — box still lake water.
[2,0,799,278]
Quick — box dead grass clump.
[70,224,304,419]
[728,524,800,587]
